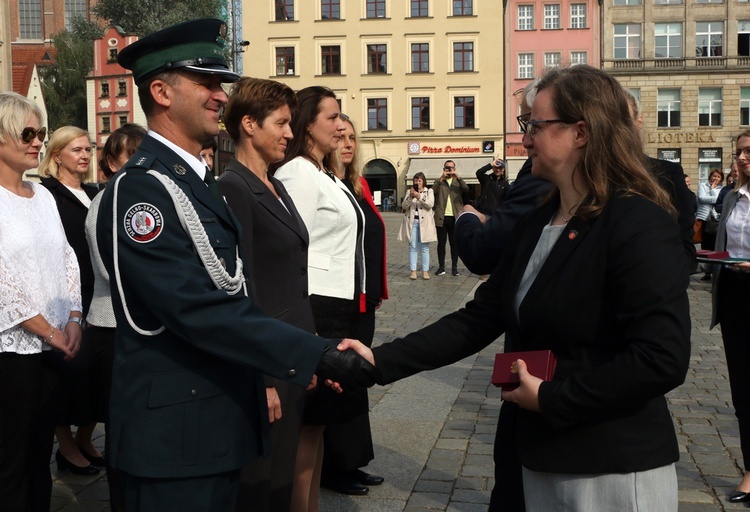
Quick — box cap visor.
[182,64,241,82]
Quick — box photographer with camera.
[473,158,509,216]
[398,172,436,280]
[433,160,468,276]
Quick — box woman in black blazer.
[218,78,315,512]
[38,126,102,477]
[340,65,691,511]
[710,130,750,503]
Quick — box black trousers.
[436,215,458,270]
[0,352,59,512]
[124,470,240,512]
[718,268,750,469]
[322,308,376,474]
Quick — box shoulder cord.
[110,171,245,337]
[146,170,245,296]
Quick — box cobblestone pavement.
[53,212,744,511]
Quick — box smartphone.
[413,184,419,191]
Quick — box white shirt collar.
[148,130,207,180]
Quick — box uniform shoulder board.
[126,151,156,171]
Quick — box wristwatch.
[67,317,83,326]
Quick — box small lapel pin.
[568,230,578,240]
[136,157,146,165]
[173,164,187,175]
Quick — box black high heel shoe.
[79,448,106,467]
[55,449,100,475]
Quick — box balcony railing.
[604,55,744,72]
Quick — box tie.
[203,167,222,200]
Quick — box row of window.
[517,51,588,78]
[274,41,476,76]
[615,21,750,59]
[18,0,86,39]
[320,95,475,131]
[630,87,750,128]
[98,114,130,134]
[275,0,473,21]
[99,79,128,98]
[516,4,588,31]
[615,0,749,5]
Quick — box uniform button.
[191,389,198,397]
[287,369,297,378]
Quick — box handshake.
[316,339,380,391]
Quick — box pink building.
[504,0,601,176]
[86,25,144,181]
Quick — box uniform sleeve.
[102,170,326,386]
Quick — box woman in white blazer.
[271,86,366,511]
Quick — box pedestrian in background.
[433,160,468,276]
[399,171,436,280]
[698,168,723,279]
[473,158,509,216]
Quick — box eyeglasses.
[20,127,46,144]
[518,118,567,139]
[734,147,750,161]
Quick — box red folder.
[492,350,557,390]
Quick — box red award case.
[492,350,557,390]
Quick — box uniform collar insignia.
[173,164,187,175]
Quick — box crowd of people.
[3,15,750,512]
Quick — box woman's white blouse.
[0,182,82,353]
[726,185,750,259]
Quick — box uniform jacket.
[96,135,327,479]
[373,194,690,476]
[274,156,366,301]
[398,188,437,244]
[432,175,468,227]
[41,176,99,315]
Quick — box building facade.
[603,0,750,182]
[85,25,144,182]
[504,0,601,175]
[245,0,504,207]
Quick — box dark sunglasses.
[21,127,47,144]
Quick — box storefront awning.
[406,156,493,185]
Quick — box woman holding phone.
[398,172,436,280]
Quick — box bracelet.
[67,317,82,326]
[45,327,54,344]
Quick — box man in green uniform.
[96,18,373,512]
